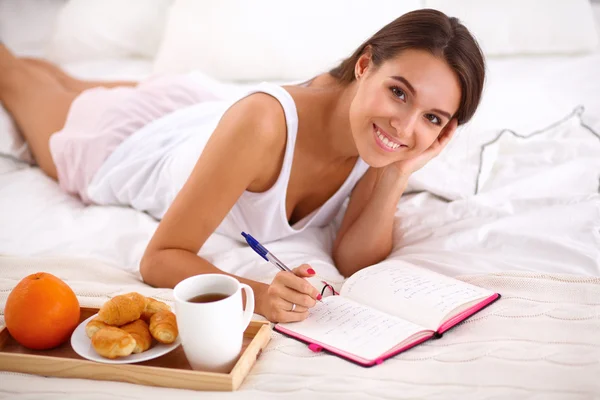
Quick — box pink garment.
[48,74,220,203]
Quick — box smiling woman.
[0,9,484,323]
[344,49,463,168]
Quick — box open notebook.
[275,262,500,367]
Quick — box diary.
[275,262,500,366]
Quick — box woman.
[0,9,485,322]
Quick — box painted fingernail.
[307,268,316,275]
[317,294,322,300]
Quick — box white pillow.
[153,0,423,81]
[0,0,67,57]
[424,0,599,56]
[475,107,600,197]
[45,0,173,63]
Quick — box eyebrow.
[390,75,453,120]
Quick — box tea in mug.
[188,293,229,303]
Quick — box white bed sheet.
[2,257,599,399]
[1,52,599,283]
[0,7,599,399]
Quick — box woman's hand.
[258,264,322,323]
[392,118,458,176]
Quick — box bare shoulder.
[214,92,288,190]
[217,92,287,150]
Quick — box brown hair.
[329,9,485,125]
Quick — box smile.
[372,123,407,152]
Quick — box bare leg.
[21,57,138,93]
[0,45,77,179]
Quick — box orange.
[4,272,80,350]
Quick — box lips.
[372,123,407,152]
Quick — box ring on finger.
[290,303,296,312]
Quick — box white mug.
[173,274,254,372]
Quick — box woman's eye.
[390,86,405,101]
[426,114,441,125]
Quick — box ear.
[354,47,373,80]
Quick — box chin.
[356,143,394,168]
[355,135,399,169]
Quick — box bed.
[1,0,600,398]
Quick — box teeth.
[376,128,400,149]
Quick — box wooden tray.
[0,307,272,391]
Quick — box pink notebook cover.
[274,293,500,367]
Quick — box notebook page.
[340,261,494,330]
[276,296,426,361]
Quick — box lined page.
[340,261,494,329]
[276,296,426,361]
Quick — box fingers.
[279,285,317,308]
[440,118,458,145]
[277,298,308,314]
[270,274,318,307]
[263,288,311,322]
[279,269,320,300]
[279,309,309,323]
[446,117,458,130]
[291,264,317,278]
[276,297,310,323]
[429,118,458,156]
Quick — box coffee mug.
[173,274,254,372]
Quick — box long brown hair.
[329,9,485,125]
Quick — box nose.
[390,110,419,140]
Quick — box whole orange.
[4,272,80,350]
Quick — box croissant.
[149,310,178,344]
[85,317,109,339]
[91,326,136,359]
[97,292,147,326]
[141,297,171,322]
[120,319,152,353]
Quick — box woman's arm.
[333,119,458,277]
[332,166,408,277]
[141,248,269,303]
[140,94,319,322]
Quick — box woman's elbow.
[333,246,391,278]
[332,250,355,278]
[139,251,161,287]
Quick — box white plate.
[71,313,181,364]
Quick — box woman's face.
[349,49,461,168]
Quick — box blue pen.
[241,232,323,302]
[242,232,293,272]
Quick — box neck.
[291,74,359,164]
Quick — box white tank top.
[87,82,370,243]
